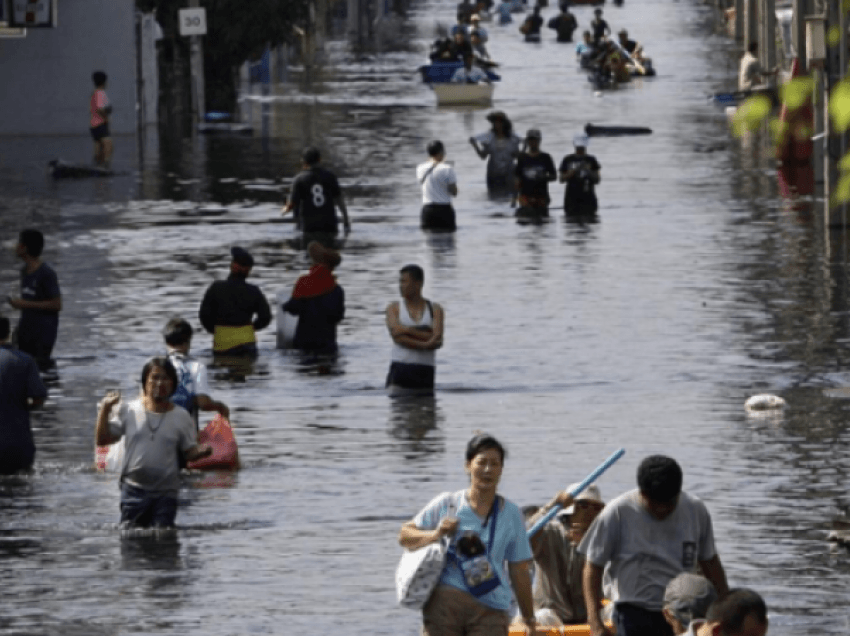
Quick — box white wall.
[0,0,137,135]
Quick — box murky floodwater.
[2,0,850,633]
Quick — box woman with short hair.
[399,433,537,635]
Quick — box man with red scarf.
[282,242,345,356]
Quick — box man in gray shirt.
[578,455,729,636]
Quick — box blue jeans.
[613,603,674,636]
[120,483,178,528]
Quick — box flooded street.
[2,0,850,633]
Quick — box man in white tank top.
[385,264,445,396]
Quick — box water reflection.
[388,395,445,457]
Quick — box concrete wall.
[0,0,136,135]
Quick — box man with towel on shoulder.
[283,242,345,356]
[199,247,271,357]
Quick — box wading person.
[590,9,610,45]
[521,484,605,627]
[7,229,62,370]
[469,110,522,196]
[662,573,718,636]
[559,134,601,220]
[687,589,768,636]
[512,129,557,219]
[283,241,345,357]
[283,146,351,247]
[579,455,730,636]
[385,264,444,397]
[0,316,47,475]
[398,433,537,636]
[95,357,212,528]
[451,52,491,84]
[548,4,578,42]
[199,247,271,357]
[163,317,230,429]
[417,140,458,231]
[90,71,113,169]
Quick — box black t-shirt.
[622,39,637,54]
[525,14,544,34]
[289,166,342,233]
[559,153,600,203]
[515,152,556,198]
[17,263,60,358]
[591,18,609,41]
[548,13,577,41]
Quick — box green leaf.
[780,77,814,112]
[829,80,850,132]
[732,95,772,136]
[839,153,850,173]
[828,25,842,46]
[831,172,850,205]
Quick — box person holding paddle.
[521,484,606,627]
[398,433,537,635]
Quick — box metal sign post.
[179,5,206,127]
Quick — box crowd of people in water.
[427,0,653,90]
[1,6,771,634]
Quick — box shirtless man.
[385,264,444,396]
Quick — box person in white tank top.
[385,264,445,395]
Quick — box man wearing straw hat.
[520,483,606,627]
[579,455,729,636]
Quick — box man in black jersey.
[283,147,351,245]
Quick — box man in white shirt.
[416,140,459,231]
[738,42,775,91]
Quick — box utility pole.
[187,0,206,126]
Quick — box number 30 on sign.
[179,7,207,36]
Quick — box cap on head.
[471,13,481,20]
[526,129,542,140]
[562,482,604,515]
[663,573,718,627]
[573,133,589,148]
[231,246,254,268]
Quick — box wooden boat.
[585,123,652,136]
[431,82,495,105]
[49,159,114,178]
[508,621,615,635]
[419,61,500,105]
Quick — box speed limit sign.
[178,7,206,36]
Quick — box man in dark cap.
[199,247,271,356]
[283,146,351,247]
[578,455,729,636]
[662,573,718,635]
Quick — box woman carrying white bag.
[398,433,537,636]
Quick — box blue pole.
[527,448,625,539]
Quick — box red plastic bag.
[188,414,240,471]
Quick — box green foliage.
[830,79,850,133]
[732,95,773,137]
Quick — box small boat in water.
[431,82,495,105]
[419,61,500,106]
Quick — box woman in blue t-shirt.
[399,433,537,635]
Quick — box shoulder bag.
[395,491,460,609]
